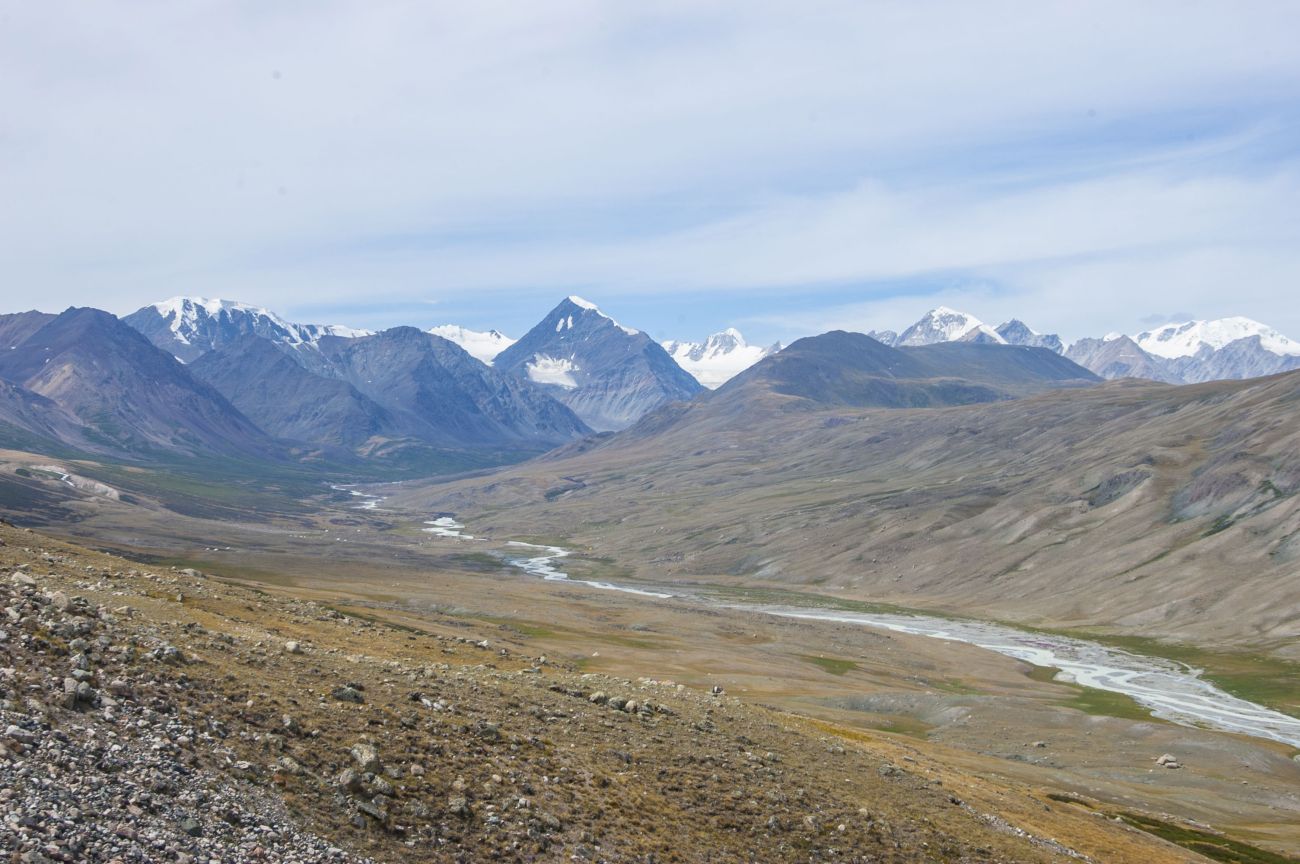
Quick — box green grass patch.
[799,654,858,676]
[1040,632,1300,720]
[1114,812,1298,864]
[447,552,507,572]
[1025,664,1156,722]
[473,615,558,640]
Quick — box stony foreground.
[0,521,1205,862]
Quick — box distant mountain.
[314,328,589,450]
[195,328,590,458]
[494,296,703,431]
[995,319,1064,354]
[872,309,1300,385]
[1135,317,1300,360]
[0,308,273,458]
[0,378,91,453]
[709,330,1097,413]
[427,325,515,365]
[1133,317,1300,384]
[661,328,781,388]
[1065,336,1178,383]
[190,336,395,449]
[894,307,1006,347]
[0,311,57,352]
[124,297,371,363]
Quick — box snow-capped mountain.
[427,325,515,365]
[995,319,1064,354]
[1065,335,1178,382]
[494,296,702,431]
[661,328,782,388]
[893,307,1007,347]
[1135,317,1300,360]
[875,309,1300,383]
[124,297,370,363]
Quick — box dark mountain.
[494,296,703,431]
[307,327,590,451]
[0,311,57,351]
[712,331,1097,411]
[0,308,274,458]
[189,336,395,449]
[124,297,370,363]
[0,378,93,453]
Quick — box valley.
[4,453,1297,860]
[2,297,1299,862]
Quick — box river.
[330,484,1300,749]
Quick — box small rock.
[351,741,381,774]
[332,685,364,704]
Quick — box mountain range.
[2,293,1298,474]
[868,306,1300,384]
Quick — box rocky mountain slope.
[125,297,371,364]
[0,308,274,460]
[189,335,397,450]
[395,356,1300,656]
[0,311,57,352]
[995,320,1064,354]
[494,297,703,431]
[0,519,1201,863]
[193,328,591,459]
[1065,336,1176,382]
[661,328,781,388]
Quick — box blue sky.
[3,2,1299,346]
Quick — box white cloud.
[1,1,1298,339]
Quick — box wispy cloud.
[2,2,1298,343]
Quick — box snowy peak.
[1134,317,1300,359]
[996,319,1064,354]
[493,297,702,430]
[895,307,1007,347]
[126,297,370,363]
[557,295,639,335]
[662,328,782,389]
[428,325,515,364]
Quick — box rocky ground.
[0,519,1217,863]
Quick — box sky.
[2,1,1299,346]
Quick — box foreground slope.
[396,342,1300,654]
[0,521,1199,863]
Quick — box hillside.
[0,520,1211,863]
[392,365,1300,657]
